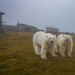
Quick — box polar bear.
[56,34,73,57]
[33,31,57,59]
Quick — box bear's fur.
[56,34,73,57]
[33,31,57,59]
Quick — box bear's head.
[63,35,71,43]
[46,33,56,45]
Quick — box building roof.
[17,23,37,28]
[46,27,59,30]
[0,12,5,15]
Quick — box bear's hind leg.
[50,47,57,57]
[33,44,41,55]
[41,45,47,59]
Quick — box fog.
[0,0,75,32]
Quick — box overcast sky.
[0,0,75,32]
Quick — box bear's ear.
[63,34,65,37]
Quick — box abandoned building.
[1,12,59,33]
[2,22,39,32]
[17,22,39,32]
[46,27,59,33]
[2,25,17,32]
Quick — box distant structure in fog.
[17,22,39,32]
[2,22,40,32]
[3,25,17,32]
[46,27,59,33]
[1,12,59,33]
[0,12,5,32]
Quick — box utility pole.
[0,12,5,33]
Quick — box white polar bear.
[33,31,57,59]
[56,34,73,57]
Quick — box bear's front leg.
[60,46,66,57]
[41,49,47,59]
[50,47,57,57]
[67,45,73,57]
[67,51,72,57]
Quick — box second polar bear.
[56,34,73,57]
[33,31,57,59]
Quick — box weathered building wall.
[46,27,59,33]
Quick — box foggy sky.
[0,0,75,32]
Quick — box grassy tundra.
[0,32,75,75]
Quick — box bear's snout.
[66,39,69,42]
[51,40,53,43]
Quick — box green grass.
[0,32,75,75]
